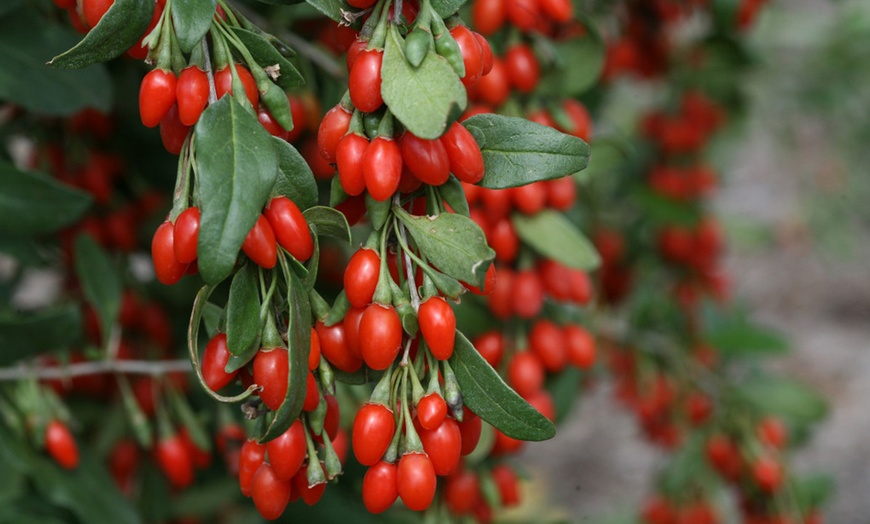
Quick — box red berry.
[417,417,461,476]
[317,104,352,163]
[139,69,177,128]
[400,132,450,186]
[352,403,396,466]
[363,136,402,202]
[529,319,567,372]
[239,439,266,497]
[440,121,485,184]
[344,248,381,308]
[176,66,209,126]
[505,44,541,94]
[266,420,306,481]
[336,132,369,196]
[173,206,200,264]
[316,320,363,373]
[214,64,259,109]
[418,297,456,360]
[507,351,545,397]
[363,461,399,514]
[253,347,289,411]
[202,333,238,392]
[151,221,188,285]
[349,49,384,113]
[154,433,195,488]
[251,462,292,520]
[45,420,79,470]
[264,196,313,262]
[359,304,403,370]
[417,393,448,431]
[397,453,437,511]
[242,214,278,269]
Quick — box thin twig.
[202,38,218,104]
[0,359,192,381]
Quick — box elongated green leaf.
[74,235,121,346]
[739,377,828,424]
[172,0,217,53]
[273,138,318,210]
[537,23,604,97]
[49,0,153,69]
[382,24,466,139]
[0,306,82,365]
[302,0,351,22]
[260,268,310,442]
[513,210,600,270]
[195,96,278,284]
[226,265,260,357]
[201,302,224,338]
[462,114,590,188]
[231,28,304,89]
[0,163,91,236]
[450,332,555,441]
[706,323,788,357]
[0,10,112,114]
[432,0,466,17]
[395,207,494,286]
[438,175,470,217]
[302,206,351,243]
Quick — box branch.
[0,359,192,381]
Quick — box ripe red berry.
[349,49,385,113]
[417,393,448,431]
[253,347,289,411]
[316,320,363,373]
[154,433,195,488]
[45,420,79,470]
[238,439,266,497]
[400,132,450,186]
[564,324,596,369]
[139,69,177,128]
[417,417,461,476]
[440,121,485,184]
[317,104,353,163]
[344,248,381,308]
[242,214,278,269]
[359,303,403,370]
[418,297,456,360]
[214,64,259,109]
[444,468,480,515]
[151,221,188,285]
[266,420,306,481]
[173,207,200,264]
[397,452,437,511]
[491,464,521,506]
[529,319,568,372]
[363,136,402,202]
[264,196,313,262]
[363,461,399,514]
[251,462,292,520]
[505,44,541,94]
[507,351,545,397]
[176,66,209,126]
[336,132,369,196]
[201,333,238,392]
[352,403,396,466]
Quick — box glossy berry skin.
[336,133,369,196]
[444,469,480,515]
[154,433,195,489]
[176,66,209,126]
[317,104,352,163]
[458,408,482,455]
[303,371,320,412]
[529,320,567,372]
[152,221,188,285]
[238,439,266,497]
[397,453,437,511]
[139,69,177,128]
[418,297,456,360]
[363,461,399,514]
[242,214,278,269]
[363,137,402,202]
[505,44,541,94]
[258,107,289,139]
[264,196,313,261]
[266,420,306,481]
[492,464,520,506]
[753,455,783,493]
[400,132,450,186]
[417,393,447,431]
[564,325,596,369]
[450,25,484,87]
[253,347,289,411]
[202,333,238,392]
[471,0,506,36]
[293,464,327,505]
[512,269,545,318]
[475,57,510,107]
[349,49,384,113]
[344,248,380,308]
[510,181,547,215]
[343,306,366,359]
[173,206,200,264]
[538,0,573,22]
[82,0,113,28]
[45,420,79,470]
[214,65,259,109]
[359,304,403,370]
[159,104,189,155]
[418,417,461,476]
[309,327,321,370]
[352,403,395,466]
[315,320,363,373]
[505,0,540,31]
[472,331,504,368]
[507,351,545,398]
[440,121,485,184]
[251,463,292,520]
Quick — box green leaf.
[74,235,121,347]
[273,138,318,210]
[739,377,828,425]
[226,265,261,357]
[394,207,495,287]
[49,0,153,69]
[513,210,600,270]
[171,0,217,53]
[230,27,304,90]
[449,332,555,441]
[0,162,92,236]
[302,206,351,243]
[0,306,82,365]
[201,302,224,338]
[462,114,590,189]
[437,175,470,217]
[706,323,788,357]
[302,0,352,23]
[259,268,310,442]
[195,96,278,284]
[381,24,467,139]
[792,475,834,513]
[431,0,466,17]
[0,9,115,114]
[536,23,604,97]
